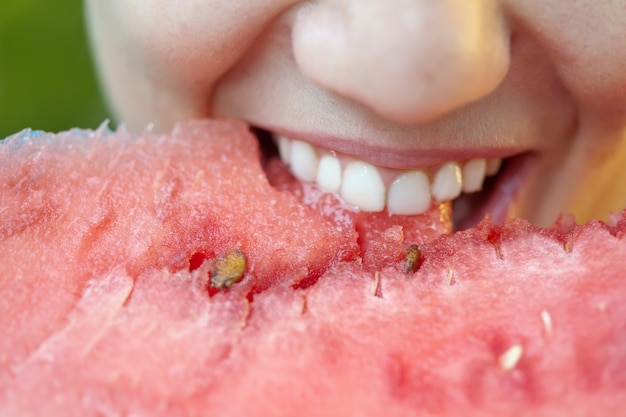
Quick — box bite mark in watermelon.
[1,119,625,416]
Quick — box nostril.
[292,0,511,124]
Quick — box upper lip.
[263,125,526,169]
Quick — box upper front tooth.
[341,161,385,212]
[316,154,341,192]
[289,140,318,182]
[431,162,462,202]
[387,170,431,215]
[462,158,487,193]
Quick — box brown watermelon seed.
[373,271,383,298]
[403,244,421,274]
[210,249,248,290]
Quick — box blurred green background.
[0,0,109,139]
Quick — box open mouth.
[254,127,533,232]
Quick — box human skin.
[85,0,626,226]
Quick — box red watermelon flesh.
[1,119,625,416]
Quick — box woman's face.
[86,0,626,227]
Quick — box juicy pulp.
[1,120,625,416]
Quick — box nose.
[291,0,511,124]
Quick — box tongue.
[265,157,452,271]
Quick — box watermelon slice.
[1,120,625,416]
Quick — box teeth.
[276,135,291,164]
[341,161,386,212]
[462,158,487,193]
[387,171,431,215]
[316,154,341,192]
[289,140,318,182]
[275,135,499,214]
[431,162,462,202]
[486,158,503,176]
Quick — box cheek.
[87,0,301,129]
[508,0,626,119]
[110,0,298,92]
[555,37,626,119]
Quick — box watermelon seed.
[210,249,247,290]
[373,271,383,298]
[444,269,456,286]
[563,240,573,253]
[498,344,524,371]
[540,310,553,339]
[403,244,421,274]
[301,295,309,315]
[487,228,504,260]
